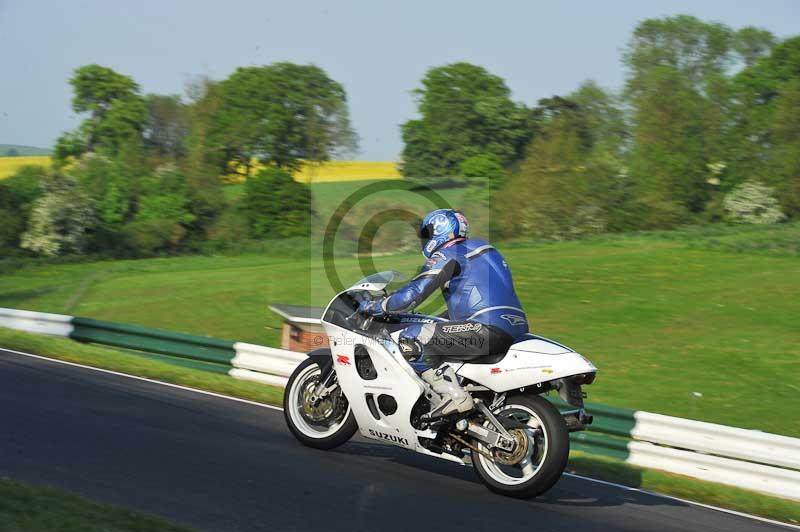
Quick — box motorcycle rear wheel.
[283,358,357,450]
[471,395,569,498]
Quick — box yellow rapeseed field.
[0,156,51,179]
[292,161,401,183]
[0,156,401,183]
[225,160,402,183]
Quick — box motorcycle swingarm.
[459,402,516,452]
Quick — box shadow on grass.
[0,287,56,308]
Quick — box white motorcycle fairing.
[456,337,596,393]
[324,321,461,461]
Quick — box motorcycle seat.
[444,333,538,364]
[445,329,544,365]
[444,351,507,364]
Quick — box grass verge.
[1,328,797,526]
[0,478,191,532]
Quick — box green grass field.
[1,221,798,436]
[0,478,191,531]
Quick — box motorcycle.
[283,271,597,497]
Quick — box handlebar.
[345,310,373,331]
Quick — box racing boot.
[420,365,474,415]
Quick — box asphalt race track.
[0,348,794,532]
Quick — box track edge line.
[2,347,797,529]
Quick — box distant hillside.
[0,144,51,156]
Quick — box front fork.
[309,367,339,404]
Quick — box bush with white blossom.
[723,180,785,225]
[21,178,96,256]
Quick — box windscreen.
[322,292,360,329]
[352,270,402,288]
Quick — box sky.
[1,0,798,160]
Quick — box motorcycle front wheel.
[471,395,569,498]
[283,358,358,450]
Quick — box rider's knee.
[399,322,436,360]
[398,336,423,359]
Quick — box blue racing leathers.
[382,238,529,337]
[375,239,529,371]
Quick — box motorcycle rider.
[358,209,529,416]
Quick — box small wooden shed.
[268,304,328,352]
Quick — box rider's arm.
[380,252,459,313]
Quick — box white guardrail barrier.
[230,342,307,388]
[1,307,798,501]
[631,411,800,471]
[0,307,75,336]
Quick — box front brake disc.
[301,378,334,423]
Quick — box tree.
[67,153,135,233]
[71,64,139,115]
[183,77,223,172]
[87,92,146,155]
[123,165,197,252]
[144,94,189,158]
[53,131,87,165]
[767,77,800,215]
[569,82,628,152]
[623,16,741,226]
[496,84,628,238]
[242,168,312,238]
[21,176,96,256]
[624,15,736,94]
[459,153,506,189]
[499,99,595,239]
[5,147,19,156]
[730,37,800,216]
[0,166,45,253]
[627,66,709,224]
[400,63,531,180]
[568,82,632,231]
[54,65,146,163]
[0,208,20,253]
[1,165,44,208]
[208,63,356,175]
[735,27,777,67]
[181,77,226,229]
